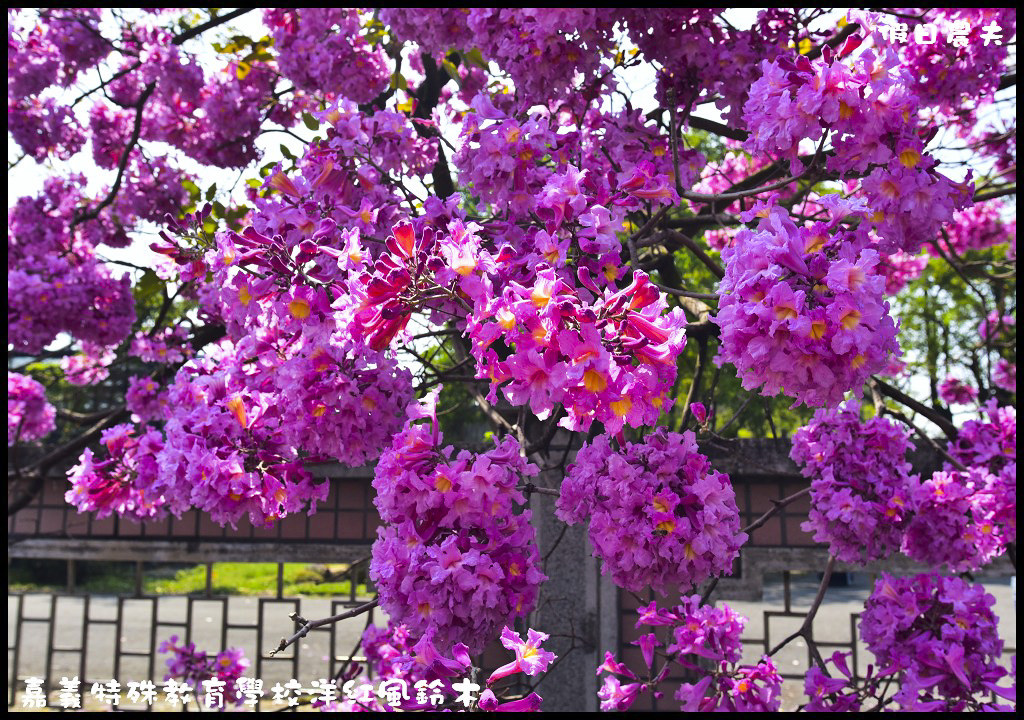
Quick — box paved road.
[8,574,1016,711]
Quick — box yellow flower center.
[898,148,921,168]
[288,298,311,319]
[610,396,632,417]
[583,369,608,393]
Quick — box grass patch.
[8,559,371,598]
[147,562,371,597]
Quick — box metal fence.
[8,583,375,711]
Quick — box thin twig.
[271,599,379,657]
[767,556,836,667]
[872,376,958,440]
[71,82,156,227]
[741,487,811,535]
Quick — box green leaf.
[302,112,320,132]
[134,269,162,302]
[235,61,252,80]
[463,47,487,70]
[205,183,217,202]
[279,144,296,161]
[182,179,200,200]
[441,58,460,81]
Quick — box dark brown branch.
[270,598,379,656]
[880,406,967,472]
[661,230,725,279]
[686,115,748,142]
[973,185,1016,202]
[806,22,860,61]
[872,376,958,441]
[71,81,156,228]
[171,8,256,45]
[742,486,811,535]
[516,483,561,498]
[767,555,836,667]
[677,336,708,431]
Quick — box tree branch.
[872,376,958,441]
[71,81,156,227]
[270,599,379,656]
[171,8,256,46]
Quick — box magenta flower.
[791,400,917,563]
[479,689,544,712]
[860,573,1008,711]
[8,372,56,445]
[487,627,557,684]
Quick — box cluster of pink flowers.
[945,400,1016,543]
[385,9,615,102]
[859,573,1010,711]
[938,203,1016,257]
[341,212,688,435]
[8,9,108,91]
[378,9,475,58]
[901,467,1009,572]
[240,98,435,248]
[8,175,137,353]
[158,635,250,708]
[453,101,559,217]
[467,10,616,101]
[349,220,486,351]
[370,394,545,653]
[265,9,389,105]
[557,429,745,592]
[792,399,1013,570]
[60,344,116,386]
[879,9,1017,125]
[271,327,416,467]
[938,375,979,406]
[743,39,973,255]
[65,423,166,521]
[7,97,85,162]
[107,25,289,170]
[125,375,167,424]
[623,9,791,126]
[8,372,56,445]
[184,229,416,472]
[130,327,191,365]
[994,358,1016,392]
[790,401,917,563]
[714,204,900,407]
[454,96,687,231]
[598,598,781,712]
[471,269,687,433]
[150,341,328,528]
